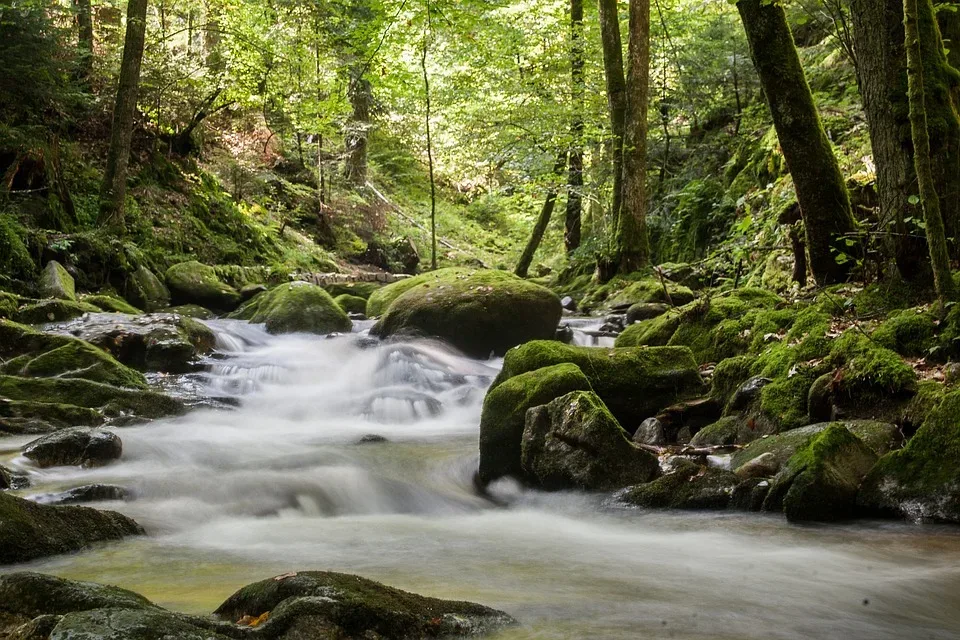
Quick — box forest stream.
[2,321,960,640]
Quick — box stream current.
[2,319,960,639]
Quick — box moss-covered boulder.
[762,424,878,522]
[46,312,215,373]
[370,269,561,358]
[16,299,101,324]
[0,291,18,319]
[22,427,122,468]
[164,304,216,319]
[608,277,695,308]
[1,340,147,389]
[0,398,104,435]
[48,608,234,640]
[493,341,705,431]
[325,281,382,300]
[165,261,241,312]
[335,293,369,315]
[616,459,742,510]
[0,493,142,564]
[366,268,472,318]
[521,391,660,491]
[214,571,516,639]
[124,265,170,312]
[479,363,593,484]
[871,310,937,357]
[689,416,757,447]
[626,302,670,324]
[858,390,960,523]
[229,282,352,335]
[80,294,142,315]
[0,573,154,619]
[40,261,75,301]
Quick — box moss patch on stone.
[0,376,185,420]
[165,261,241,311]
[3,341,147,389]
[80,294,142,315]
[229,281,352,335]
[334,293,368,315]
[366,268,473,317]
[16,299,101,324]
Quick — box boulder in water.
[521,391,660,491]
[607,277,695,308]
[33,484,130,505]
[0,397,104,435]
[40,261,75,301]
[22,427,122,468]
[165,261,241,311]
[617,459,741,510]
[479,362,592,484]
[334,293,368,315]
[369,269,562,358]
[16,299,101,324]
[229,282,352,335]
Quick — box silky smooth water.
[2,321,960,640]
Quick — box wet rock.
[358,434,388,444]
[633,417,666,446]
[655,397,721,442]
[214,571,516,639]
[370,269,562,358]
[0,572,154,619]
[734,452,779,479]
[728,376,772,412]
[0,398,104,435]
[689,416,756,447]
[334,293,368,315]
[22,427,122,468]
[80,294,142,315]
[165,261,241,312]
[763,424,878,522]
[359,389,442,423]
[48,312,215,373]
[555,324,575,344]
[607,277,695,308]
[479,363,592,484]
[616,459,740,510]
[521,391,660,491]
[239,283,268,302]
[33,484,130,505]
[124,265,170,312]
[164,304,216,319]
[561,295,578,311]
[40,261,75,301]
[492,341,705,431]
[229,282,352,335]
[729,478,771,511]
[626,302,670,325]
[49,608,234,640]
[348,311,368,321]
[807,372,836,423]
[16,299,100,324]
[603,314,625,331]
[0,494,143,564]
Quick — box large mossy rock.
[334,293,369,315]
[22,427,122,468]
[0,493,143,564]
[229,281,352,335]
[16,299,101,324]
[47,312,216,373]
[124,265,171,312]
[165,261,241,312]
[520,391,660,491]
[0,573,154,619]
[617,458,741,510]
[366,268,471,317]
[214,571,516,639]
[370,269,562,358]
[607,277,695,308]
[478,363,593,484]
[0,398,104,435]
[40,261,76,301]
[492,341,705,431]
[858,390,960,523]
[763,424,878,522]
[49,608,234,640]
[80,294,142,315]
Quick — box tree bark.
[421,4,437,271]
[344,69,372,187]
[565,0,584,254]
[516,154,568,279]
[597,0,627,229]
[618,0,651,273]
[76,0,94,82]
[737,0,856,285]
[904,0,956,301]
[98,0,149,229]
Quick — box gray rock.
[734,452,779,479]
[626,302,670,325]
[40,261,75,301]
[728,376,772,411]
[33,485,130,506]
[560,295,578,311]
[633,417,666,446]
[124,265,170,312]
[239,284,268,302]
[22,428,122,468]
[616,459,740,510]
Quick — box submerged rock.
[165,261,241,312]
[229,282,352,335]
[22,427,122,468]
[521,391,660,491]
[0,494,142,565]
[370,269,562,358]
[617,459,741,510]
[32,484,130,506]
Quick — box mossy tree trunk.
[98,0,149,229]
[76,0,94,83]
[344,71,371,187]
[904,0,956,302]
[597,0,626,230]
[736,0,856,285]
[618,0,651,273]
[516,153,568,279]
[564,0,585,254]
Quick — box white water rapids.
[2,320,960,639]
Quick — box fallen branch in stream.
[634,443,743,457]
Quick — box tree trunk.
[344,69,372,187]
[618,0,651,273]
[421,6,437,271]
[76,0,94,82]
[98,0,149,229]
[597,0,627,228]
[737,0,856,285]
[516,154,568,279]
[565,0,585,254]
[904,0,956,301]
[937,6,960,76]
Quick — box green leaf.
[908,195,920,205]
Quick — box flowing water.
[3,320,960,639]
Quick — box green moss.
[324,282,381,300]
[40,260,76,301]
[0,213,36,283]
[870,310,936,357]
[5,342,146,389]
[478,363,592,483]
[758,369,825,431]
[334,293,368,315]
[229,282,351,335]
[0,292,19,319]
[366,268,473,317]
[710,356,754,406]
[80,294,142,315]
[123,265,170,312]
[617,458,740,510]
[615,310,682,347]
[0,375,185,419]
[689,416,756,446]
[493,341,704,430]
[165,261,241,311]
[606,277,695,307]
[731,420,900,470]
[828,331,917,394]
[15,299,101,324]
[0,574,157,622]
[0,399,103,435]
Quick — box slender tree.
[99,0,149,228]
[516,154,569,278]
[904,0,956,301]
[736,0,856,284]
[597,0,627,227]
[344,71,372,186]
[421,1,437,271]
[618,0,651,272]
[76,0,94,83]
[565,0,585,253]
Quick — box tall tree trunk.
[565,0,585,254]
[204,0,224,74]
[516,154,568,279]
[737,0,856,285]
[597,0,627,228]
[905,0,956,301]
[344,69,371,187]
[618,0,651,273]
[421,3,437,271]
[98,0,149,229]
[76,0,94,82]
[937,6,960,77]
